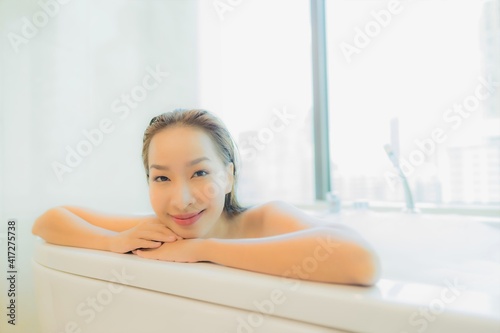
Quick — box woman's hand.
[108,217,182,254]
[133,239,206,263]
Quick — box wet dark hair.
[142,109,247,217]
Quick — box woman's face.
[147,126,234,239]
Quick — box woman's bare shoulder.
[236,201,367,242]
[236,200,318,238]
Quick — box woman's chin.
[176,230,201,239]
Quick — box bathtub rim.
[32,238,500,333]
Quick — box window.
[326,0,500,206]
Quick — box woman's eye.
[193,170,208,178]
[154,176,170,182]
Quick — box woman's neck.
[203,211,244,239]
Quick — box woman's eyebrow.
[186,156,211,167]
[149,157,211,171]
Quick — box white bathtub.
[32,211,500,333]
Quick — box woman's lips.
[170,210,205,226]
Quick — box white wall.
[0,1,200,332]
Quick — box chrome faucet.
[384,144,419,214]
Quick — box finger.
[151,225,183,239]
[139,231,177,243]
[146,223,183,239]
[136,240,162,250]
[135,250,148,258]
[138,224,181,238]
[135,249,159,260]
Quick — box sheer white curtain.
[1,1,200,331]
[1,0,200,222]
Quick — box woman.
[32,109,379,286]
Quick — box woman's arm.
[136,227,378,286]
[136,201,380,286]
[202,228,378,285]
[32,206,180,253]
[219,201,379,285]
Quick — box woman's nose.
[171,182,195,210]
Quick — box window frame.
[309,0,500,216]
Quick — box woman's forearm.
[201,228,379,286]
[32,207,116,251]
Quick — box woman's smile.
[169,210,206,226]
